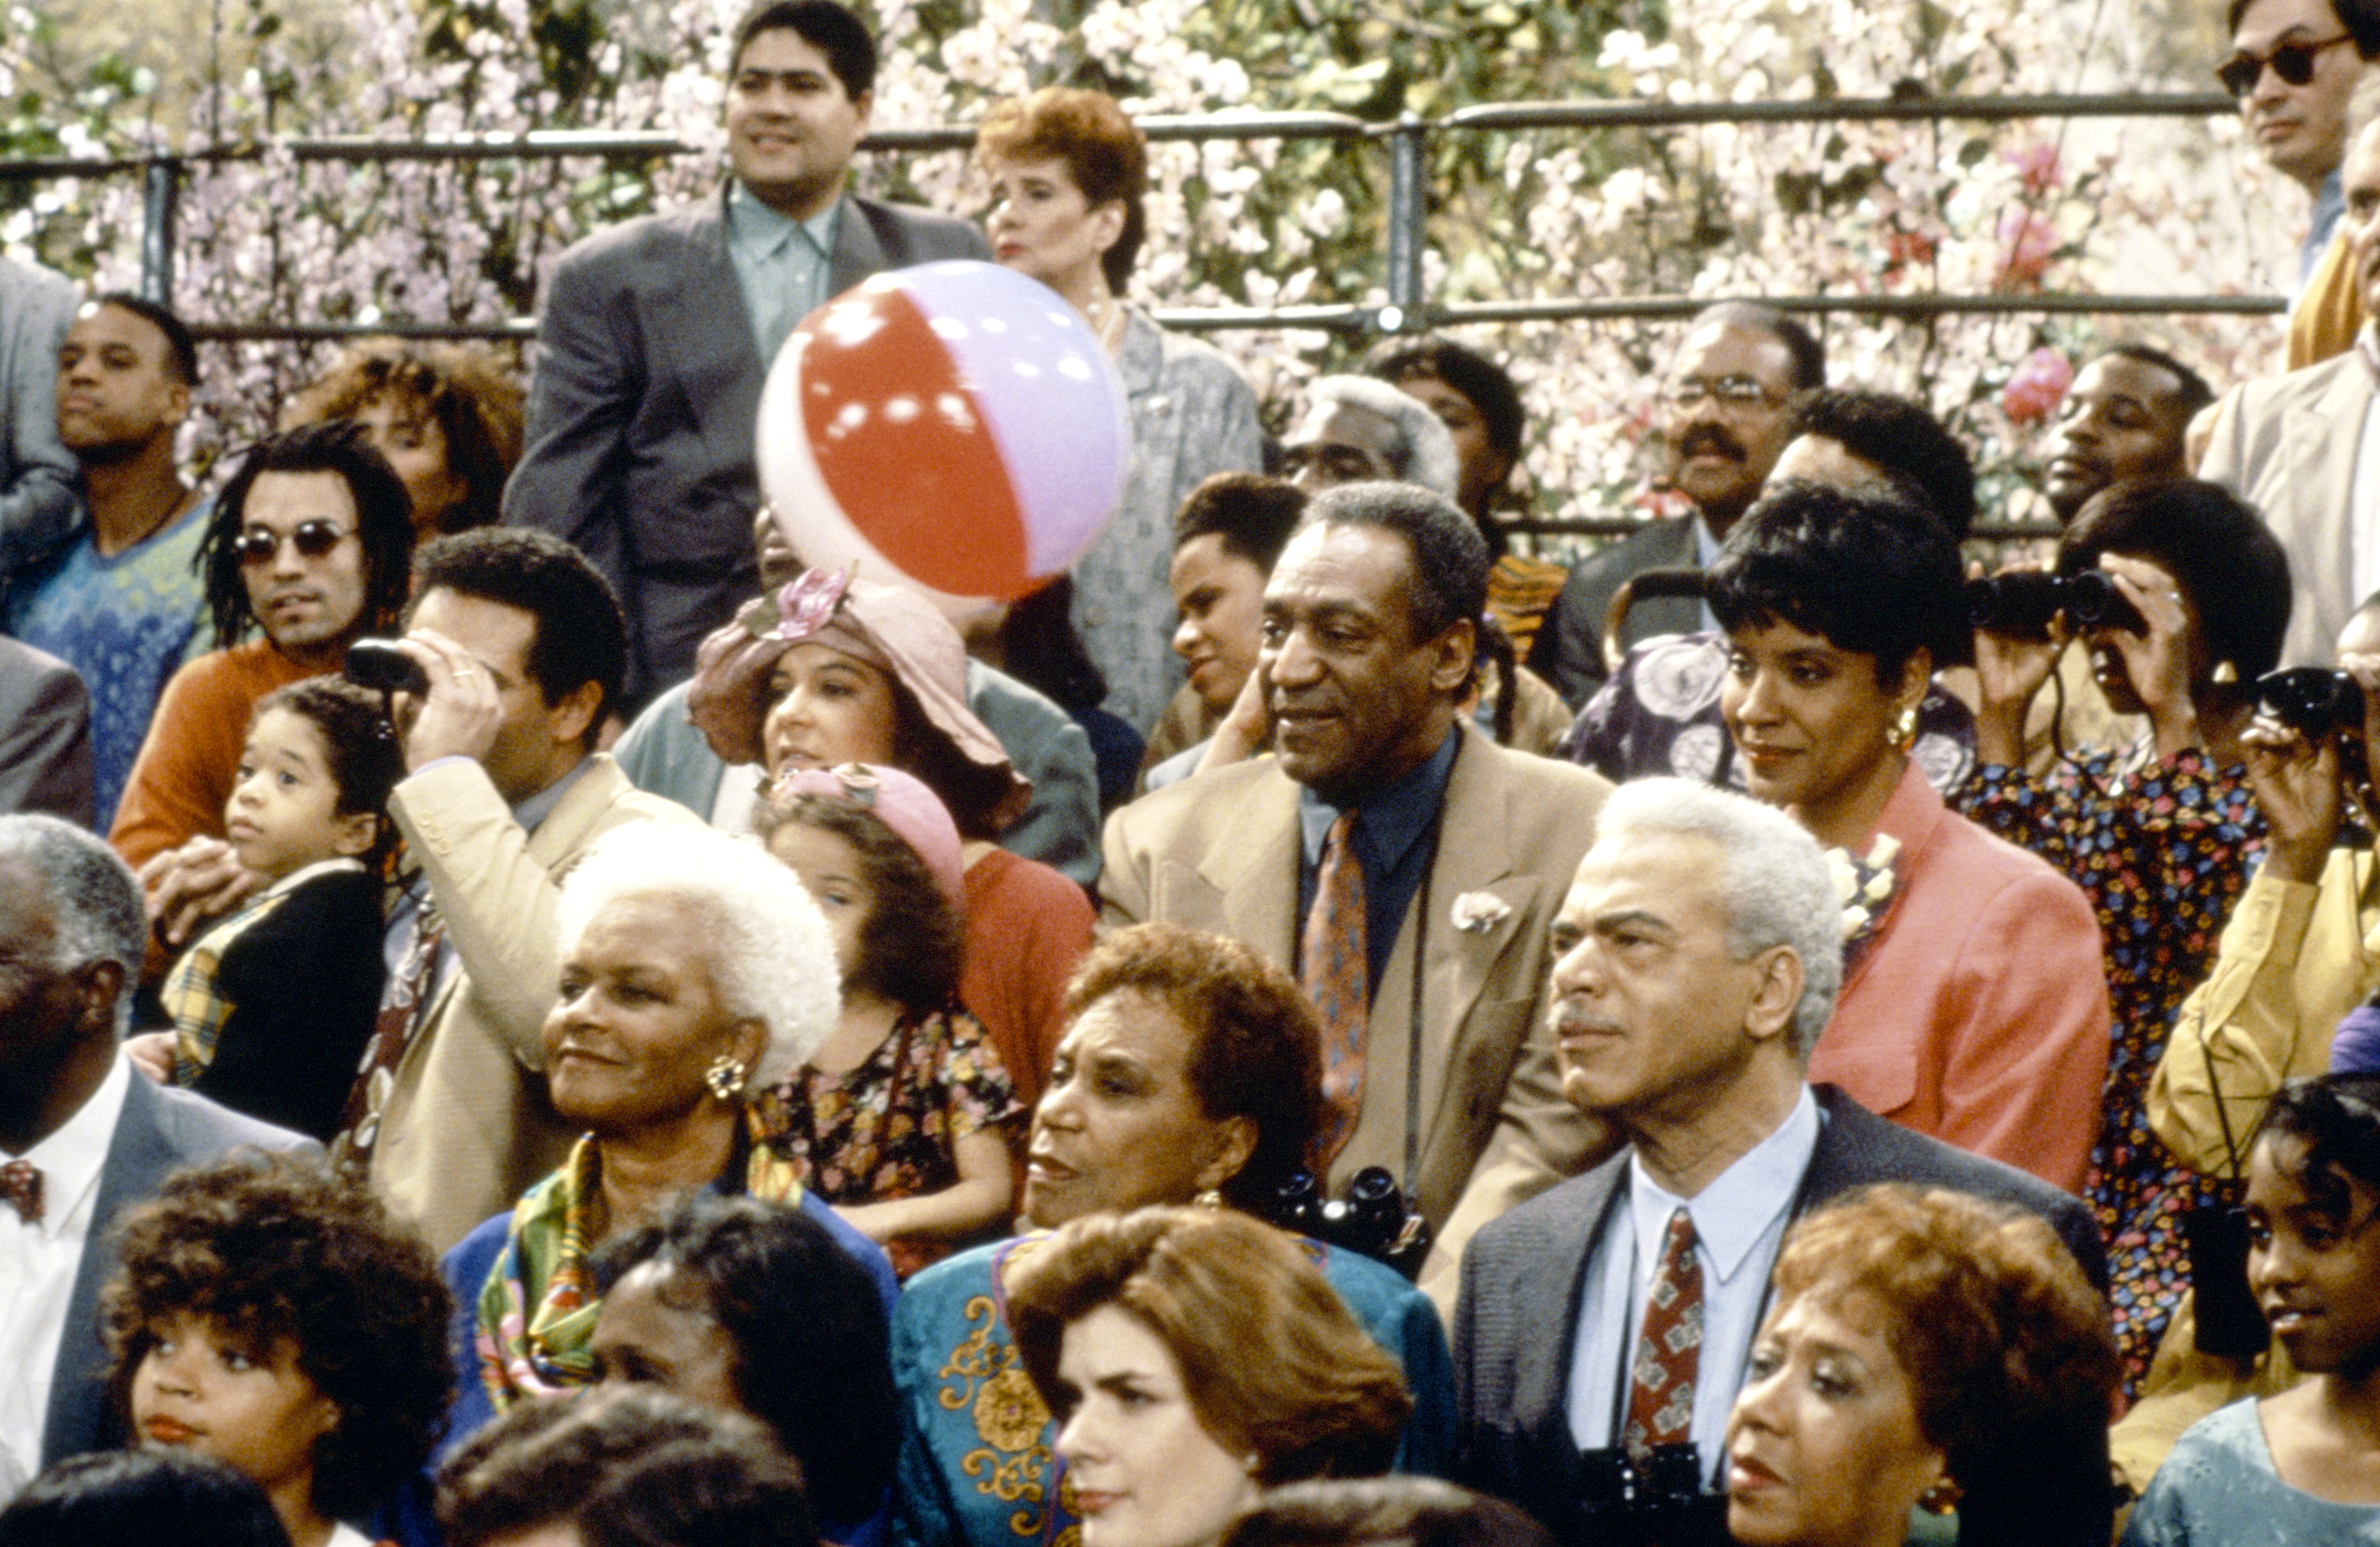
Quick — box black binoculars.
[1965,570,2145,640]
[2255,666,2366,739]
[1568,1442,1731,1547]
[1263,1166,1433,1280]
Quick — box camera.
[1263,1167,1433,1280]
[2257,666,2365,739]
[1570,1443,1730,1547]
[1965,570,2146,640]
[344,639,428,697]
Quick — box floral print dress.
[1960,746,2262,1392]
[760,1005,1020,1279]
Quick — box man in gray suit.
[1451,778,2103,1537]
[0,816,304,1491]
[1531,303,1822,706]
[504,0,991,701]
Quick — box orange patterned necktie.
[0,1158,42,1225]
[1623,1208,1703,1455]
[1301,811,1368,1165]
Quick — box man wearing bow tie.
[0,816,305,1495]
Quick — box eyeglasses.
[1664,376,1780,412]
[234,520,353,566]
[2217,32,2354,97]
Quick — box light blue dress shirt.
[727,180,843,366]
[1566,1086,1824,1482]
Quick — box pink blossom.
[2008,142,2063,195]
[2002,348,2075,425]
[1996,207,2059,288]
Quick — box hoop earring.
[704,1054,749,1102]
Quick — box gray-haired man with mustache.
[1533,302,1821,707]
[1449,777,2105,1538]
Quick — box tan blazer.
[1100,729,1614,1307]
[2200,347,2373,670]
[368,754,704,1251]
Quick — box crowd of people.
[9,0,2380,1541]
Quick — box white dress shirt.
[1566,1085,1822,1480]
[0,1054,132,1485]
[2349,327,2380,612]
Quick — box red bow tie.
[0,1159,43,1225]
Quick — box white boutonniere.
[1450,890,1512,934]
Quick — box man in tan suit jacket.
[2202,116,2380,668]
[1101,481,1612,1309]
[336,528,701,1250]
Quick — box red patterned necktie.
[1623,1208,1703,1455]
[0,1158,43,1225]
[333,900,447,1176]
[1300,812,1368,1165]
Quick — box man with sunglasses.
[1532,301,1824,707]
[2205,113,2380,671]
[109,421,415,965]
[2225,0,2380,281]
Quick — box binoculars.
[1264,1166,1433,1280]
[2256,666,2366,739]
[1965,570,2145,641]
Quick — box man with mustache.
[1533,303,1822,707]
[1101,480,1612,1312]
[2205,113,2380,670]
[1449,777,2103,1539]
[504,0,988,704]
[109,423,415,970]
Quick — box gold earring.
[704,1054,749,1101]
[1890,704,1919,750]
[1917,1480,1962,1516]
[1193,1188,1223,1210]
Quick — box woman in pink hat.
[689,566,1095,1109]
[757,763,1021,1277]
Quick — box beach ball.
[758,259,1130,613]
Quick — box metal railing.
[0,87,2281,344]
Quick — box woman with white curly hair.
[440,821,892,1448]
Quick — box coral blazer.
[1807,760,2110,1191]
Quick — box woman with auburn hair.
[1008,1207,1412,1547]
[976,85,1263,735]
[888,923,1454,1547]
[1724,1184,2118,1547]
[284,338,524,537]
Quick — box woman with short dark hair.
[888,923,1453,1547]
[1710,482,2110,1192]
[1965,475,2288,1392]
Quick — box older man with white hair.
[1279,375,1462,499]
[1449,778,2106,1539]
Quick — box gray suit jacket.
[0,637,90,825]
[0,259,79,588]
[40,1074,311,1468]
[505,186,991,698]
[1451,1085,2106,1536]
[2199,351,2370,670]
[1532,516,1701,708]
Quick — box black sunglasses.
[234,520,351,566]
[2217,31,2353,96]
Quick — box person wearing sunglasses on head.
[110,421,416,977]
[2219,0,2380,366]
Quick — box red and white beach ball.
[758,259,1130,614]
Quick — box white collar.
[1625,1084,1821,1285]
[3,1054,132,1242]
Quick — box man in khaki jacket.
[1100,481,1612,1310]
[336,528,701,1250]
